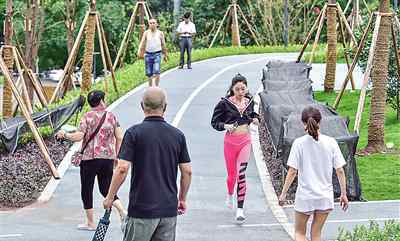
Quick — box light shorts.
[299,209,333,216]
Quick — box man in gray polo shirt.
[103,87,192,241]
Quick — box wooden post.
[392,21,400,120]
[13,49,33,114]
[0,54,60,179]
[95,13,109,93]
[97,13,119,95]
[392,20,400,83]
[337,10,356,90]
[237,5,260,46]
[50,11,90,104]
[231,3,240,47]
[309,5,327,64]
[354,14,381,133]
[297,4,326,62]
[361,0,371,14]
[333,13,374,109]
[209,5,231,48]
[113,3,139,70]
[14,48,48,107]
[336,3,358,46]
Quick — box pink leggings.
[224,133,251,208]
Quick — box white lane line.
[171,57,270,127]
[0,234,23,238]
[217,217,400,229]
[251,85,295,239]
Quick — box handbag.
[71,112,107,167]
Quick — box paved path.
[1,54,398,241]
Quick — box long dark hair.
[226,73,251,98]
[301,106,322,141]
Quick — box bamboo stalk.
[50,11,90,104]
[97,13,119,95]
[0,53,60,179]
[354,14,381,133]
[333,13,374,109]
[337,11,356,90]
[392,21,400,82]
[95,14,109,94]
[237,5,260,46]
[297,4,326,62]
[14,47,48,107]
[361,0,371,14]
[337,3,358,46]
[209,5,232,48]
[13,49,33,114]
[309,5,327,64]
[113,3,139,70]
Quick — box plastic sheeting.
[259,60,362,200]
[0,96,85,153]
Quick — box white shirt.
[177,21,196,37]
[287,134,346,213]
[145,30,162,53]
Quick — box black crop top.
[211,96,260,131]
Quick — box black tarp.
[259,61,362,200]
[0,96,85,153]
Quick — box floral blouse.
[78,106,120,161]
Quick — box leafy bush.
[338,220,400,241]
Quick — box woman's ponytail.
[301,107,322,141]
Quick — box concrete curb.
[250,86,295,240]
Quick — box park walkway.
[0,53,398,241]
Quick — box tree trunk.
[324,0,337,92]
[65,0,76,54]
[81,8,96,93]
[24,0,44,103]
[365,0,391,153]
[2,0,14,118]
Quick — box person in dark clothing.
[103,87,192,241]
[177,12,196,69]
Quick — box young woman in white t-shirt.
[278,106,349,241]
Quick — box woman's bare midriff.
[231,124,249,135]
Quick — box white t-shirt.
[177,21,196,37]
[287,134,346,213]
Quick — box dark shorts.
[123,216,177,241]
[145,51,162,77]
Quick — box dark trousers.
[80,158,118,209]
[179,37,192,66]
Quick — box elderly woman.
[57,90,126,231]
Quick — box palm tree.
[2,0,14,118]
[324,0,337,92]
[81,0,97,93]
[365,0,391,153]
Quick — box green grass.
[303,45,346,63]
[315,91,400,201]
[0,76,3,85]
